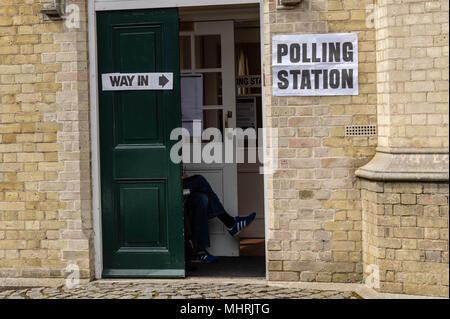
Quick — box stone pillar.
[357,0,449,297]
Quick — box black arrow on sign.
[159,75,169,88]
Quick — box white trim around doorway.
[94,0,260,11]
[88,0,266,280]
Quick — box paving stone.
[203,293,221,298]
[0,282,362,299]
[321,291,339,296]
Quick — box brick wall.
[361,180,449,297]
[0,0,92,285]
[264,0,377,282]
[0,0,448,296]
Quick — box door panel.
[118,182,166,247]
[98,9,184,277]
[118,92,160,143]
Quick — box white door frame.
[88,0,266,279]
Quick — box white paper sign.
[272,33,358,96]
[237,97,257,129]
[102,72,173,91]
[181,74,203,137]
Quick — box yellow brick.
[33,23,62,33]
[0,240,27,249]
[0,16,13,26]
[17,25,32,34]
[0,45,19,54]
[320,11,350,21]
[328,0,343,10]
[34,43,61,54]
[0,65,21,74]
[13,15,40,25]
[35,83,62,92]
[323,137,353,147]
[0,201,25,211]
[331,127,345,137]
[15,34,39,44]
[350,10,366,21]
[16,172,45,182]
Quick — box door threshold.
[95,277,268,285]
[102,269,185,278]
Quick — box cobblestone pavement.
[0,281,362,299]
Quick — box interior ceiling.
[179,3,259,12]
[179,3,259,23]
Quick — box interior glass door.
[180,21,239,256]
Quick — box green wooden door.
[97,9,184,277]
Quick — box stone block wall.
[0,0,92,285]
[264,0,378,283]
[361,180,449,297]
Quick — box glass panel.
[179,36,191,70]
[202,72,222,106]
[202,109,223,142]
[195,35,221,69]
[235,42,262,97]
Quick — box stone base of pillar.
[357,149,449,297]
[359,179,448,297]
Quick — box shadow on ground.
[187,256,266,278]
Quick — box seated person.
[183,174,256,263]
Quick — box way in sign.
[101,72,173,91]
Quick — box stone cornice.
[356,149,449,182]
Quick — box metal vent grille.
[345,125,377,136]
[276,0,302,9]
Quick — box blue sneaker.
[228,212,256,237]
[191,250,219,263]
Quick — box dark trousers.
[183,175,227,250]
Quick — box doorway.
[91,2,265,279]
[179,5,265,277]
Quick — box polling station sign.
[102,72,173,91]
[272,33,358,96]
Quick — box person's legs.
[217,213,235,228]
[185,192,210,250]
[183,175,257,237]
[183,175,226,218]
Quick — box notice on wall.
[101,72,173,91]
[272,33,358,96]
[181,74,203,137]
[237,97,257,129]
